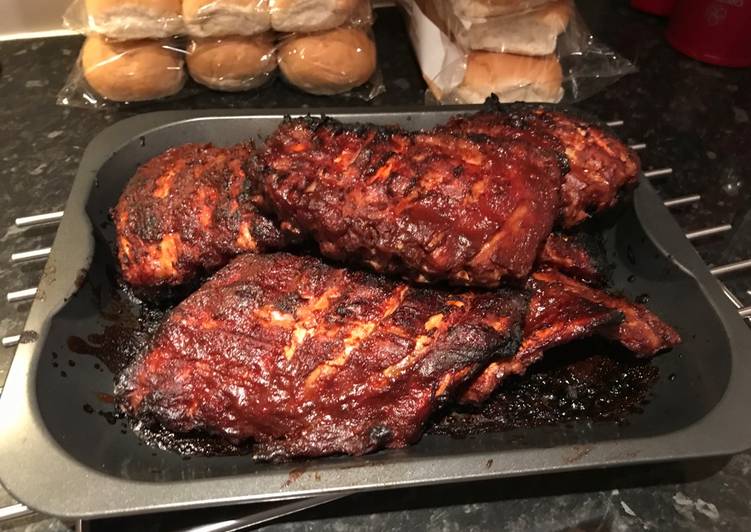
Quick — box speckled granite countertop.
[1,2,750,531]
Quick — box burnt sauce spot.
[19,331,39,344]
[74,268,89,290]
[625,245,636,266]
[283,467,307,488]
[98,410,120,425]
[130,422,252,457]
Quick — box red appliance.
[631,0,677,16]
[666,0,751,67]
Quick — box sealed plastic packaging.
[57,35,187,108]
[270,0,373,33]
[424,0,573,56]
[64,0,185,40]
[277,26,383,98]
[399,0,635,104]
[58,0,383,107]
[187,33,277,91]
[451,0,553,19]
[183,0,271,38]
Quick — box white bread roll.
[451,52,563,104]
[451,0,553,20]
[183,0,271,37]
[84,0,183,39]
[81,34,186,102]
[416,0,570,56]
[459,0,571,55]
[278,27,376,95]
[187,34,277,91]
[270,0,362,33]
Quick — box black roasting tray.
[1,107,750,519]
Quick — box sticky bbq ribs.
[117,253,678,459]
[117,252,528,458]
[259,116,563,286]
[113,143,288,287]
[258,109,638,286]
[441,97,641,228]
[116,103,639,288]
[113,101,680,459]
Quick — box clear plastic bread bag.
[63,0,185,40]
[57,35,188,109]
[183,0,272,38]
[276,14,385,101]
[269,0,374,33]
[399,0,636,104]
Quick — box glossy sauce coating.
[259,116,563,286]
[443,101,641,227]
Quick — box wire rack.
[0,120,750,527]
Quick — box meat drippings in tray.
[74,291,661,458]
[104,99,680,460]
[430,345,659,437]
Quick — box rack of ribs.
[117,252,680,458]
[113,143,288,287]
[442,97,641,227]
[113,105,639,288]
[117,252,528,459]
[259,116,563,287]
[460,269,681,405]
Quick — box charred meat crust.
[113,143,288,288]
[537,231,609,286]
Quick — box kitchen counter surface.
[1,2,750,531]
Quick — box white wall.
[0,0,71,38]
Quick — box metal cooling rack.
[1,120,750,528]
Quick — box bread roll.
[270,0,362,33]
[278,27,376,95]
[84,0,183,39]
[187,34,277,91]
[451,52,563,104]
[451,0,553,20]
[420,0,571,55]
[81,34,186,102]
[183,0,271,37]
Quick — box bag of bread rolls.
[64,0,185,40]
[399,0,635,104]
[187,33,277,91]
[419,0,573,56]
[183,0,271,38]
[57,34,187,108]
[278,26,383,98]
[270,0,373,33]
